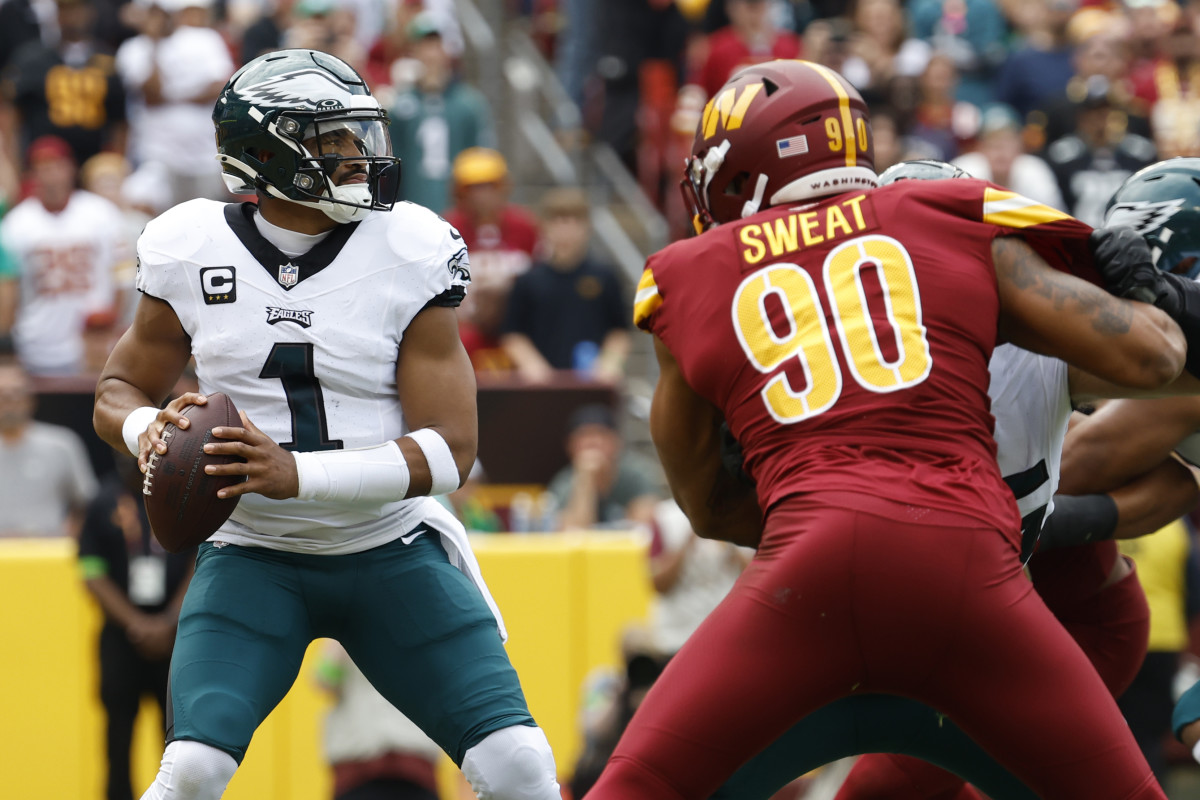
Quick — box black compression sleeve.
[1034,493,1119,552]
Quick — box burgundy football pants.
[835,542,1151,800]
[585,496,1163,800]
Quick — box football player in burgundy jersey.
[584,61,1190,800]
[696,161,1200,800]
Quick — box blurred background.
[3,0,1200,797]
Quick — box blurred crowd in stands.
[2,0,1200,796]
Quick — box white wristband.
[1193,737,1200,766]
[405,428,461,495]
[121,406,161,457]
[293,441,410,503]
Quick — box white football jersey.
[988,344,1072,558]
[2,190,126,374]
[136,198,471,553]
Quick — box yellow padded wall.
[0,532,651,798]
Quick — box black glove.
[1090,225,1200,377]
[1090,225,1163,303]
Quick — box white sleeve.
[386,205,471,310]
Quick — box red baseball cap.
[26,135,75,165]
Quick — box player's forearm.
[994,236,1185,390]
[1061,396,1200,494]
[1111,458,1200,539]
[661,451,762,547]
[93,377,161,453]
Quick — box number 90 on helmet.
[212,49,401,224]
[680,59,877,233]
[1104,157,1200,279]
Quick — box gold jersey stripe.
[805,61,856,169]
[633,268,662,327]
[982,187,1072,228]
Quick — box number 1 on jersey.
[259,342,343,451]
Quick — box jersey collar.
[223,202,360,290]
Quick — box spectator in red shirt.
[694,0,802,99]
[442,147,539,371]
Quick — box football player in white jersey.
[702,159,1200,800]
[93,50,560,800]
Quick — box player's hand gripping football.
[136,391,208,475]
[202,412,300,500]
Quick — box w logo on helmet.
[700,84,764,140]
[236,69,355,110]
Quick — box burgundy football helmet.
[681,60,877,232]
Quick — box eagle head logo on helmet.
[1104,157,1200,279]
[212,49,402,225]
[680,59,877,233]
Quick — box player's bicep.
[93,293,192,450]
[395,304,477,477]
[99,294,191,403]
[994,235,1184,390]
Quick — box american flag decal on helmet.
[776,135,809,158]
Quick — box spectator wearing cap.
[0,0,128,169]
[443,147,539,370]
[1045,73,1157,226]
[952,103,1065,209]
[0,136,126,375]
[115,0,233,208]
[500,188,630,385]
[547,403,665,531]
[387,11,494,214]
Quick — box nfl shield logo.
[278,262,299,287]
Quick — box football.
[142,393,246,552]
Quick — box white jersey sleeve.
[134,198,220,334]
[380,201,470,322]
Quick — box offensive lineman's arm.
[649,336,763,547]
[1059,396,1200,494]
[993,235,1185,391]
[1066,365,1200,402]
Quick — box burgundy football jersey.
[636,178,1095,536]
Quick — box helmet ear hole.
[724,171,751,196]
